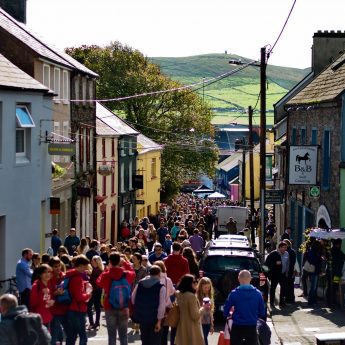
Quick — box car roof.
[204,249,256,258]
[209,242,251,250]
[218,234,248,240]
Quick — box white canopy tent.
[308,228,345,240]
[207,192,226,199]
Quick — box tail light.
[199,270,204,278]
[259,273,266,287]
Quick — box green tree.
[66,42,218,201]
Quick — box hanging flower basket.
[98,165,113,176]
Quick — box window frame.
[15,128,26,157]
[53,67,60,100]
[16,105,35,128]
[62,70,69,103]
[43,64,50,89]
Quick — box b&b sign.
[289,146,318,185]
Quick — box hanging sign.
[289,146,318,185]
[48,143,75,156]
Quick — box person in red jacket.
[48,256,69,345]
[97,252,135,345]
[30,264,55,327]
[65,255,92,345]
[164,242,190,285]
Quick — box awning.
[193,185,214,193]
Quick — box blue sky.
[27,0,345,69]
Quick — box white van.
[215,206,250,236]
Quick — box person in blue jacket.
[223,270,266,345]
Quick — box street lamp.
[229,48,267,256]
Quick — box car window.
[203,256,260,272]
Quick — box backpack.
[55,277,72,305]
[14,312,50,345]
[109,273,131,309]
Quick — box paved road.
[85,313,278,344]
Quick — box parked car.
[199,248,268,315]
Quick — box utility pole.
[260,47,267,256]
[248,106,255,244]
[241,138,246,207]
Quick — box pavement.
[270,286,345,344]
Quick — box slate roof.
[96,102,139,136]
[0,8,98,77]
[288,52,345,105]
[137,133,163,154]
[0,53,50,92]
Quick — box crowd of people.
[0,194,229,345]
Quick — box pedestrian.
[87,255,104,330]
[154,261,175,345]
[15,248,33,308]
[330,239,345,304]
[281,227,292,241]
[97,252,135,345]
[131,265,166,345]
[163,234,173,255]
[51,229,62,256]
[189,228,204,259]
[31,252,41,284]
[29,264,55,328]
[0,294,51,345]
[146,224,157,252]
[157,220,169,246]
[305,241,323,306]
[264,241,289,307]
[64,228,81,256]
[223,270,266,345]
[48,256,69,345]
[182,247,199,279]
[77,238,90,255]
[148,243,167,264]
[226,217,237,235]
[170,221,180,241]
[86,240,100,261]
[196,277,214,345]
[164,242,190,286]
[175,274,204,345]
[65,255,93,345]
[283,239,296,303]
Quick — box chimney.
[0,0,27,23]
[312,30,345,75]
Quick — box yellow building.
[136,134,163,218]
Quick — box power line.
[269,0,297,56]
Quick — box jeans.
[87,288,102,326]
[66,311,87,345]
[285,275,295,303]
[51,314,69,345]
[20,288,31,309]
[308,273,319,305]
[161,326,176,345]
[105,308,129,345]
[301,269,311,296]
[202,324,211,345]
[140,323,163,345]
[270,274,287,305]
[230,324,258,345]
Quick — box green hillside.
[150,54,310,125]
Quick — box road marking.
[304,327,320,332]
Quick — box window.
[151,158,157,178]
[120,140,125,156]
[15,105,34,161]
[322,129,331,190]
[102,175,107,196]
[120,163,125,192]
[300,127,306,145]
[79,129,84,164]
[43,64,50,88]
[311,128,318,145]
[54,68,60,99]
[16,106,35,127]
[129,161,133,190]
[291,127,296,145]
[62,70,69,102]
[74,78,80,103]
[86,128,90,164]
[88,80,93,100]
[102,138,106,158]
[128,139,133,155]
[111,170,115,195]
[82,78,87,104]
[111,138,115,157]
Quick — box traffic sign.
[265,189,284,204]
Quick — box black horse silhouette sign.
[289,146,317,185]
[296,152,310,164]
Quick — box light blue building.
[0,54,53,281]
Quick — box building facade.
[136,134,162,218]
[0,54,53,279]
